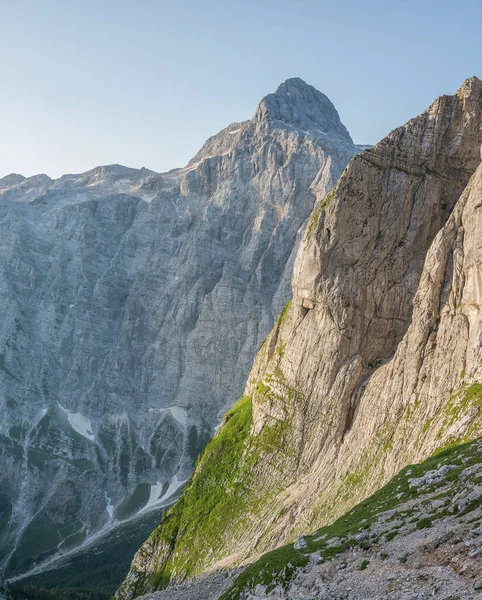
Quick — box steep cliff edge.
[0,79,360,579]
[121,436,482,599]
[223,436,482,599]
[116,77,482,599]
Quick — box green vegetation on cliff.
[305,190,334,243]
[133,304,300,593]
[221,436,482,599]
[138,377,299,592]
[120,364,482,600]
[433,383,482,450]
[147,395,256,587]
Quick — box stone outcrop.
[127,437,482,600]
[117,77,482,599]
[0,79,360,578]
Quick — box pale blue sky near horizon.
[0,0,480,178]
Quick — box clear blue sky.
[1,0,481,178]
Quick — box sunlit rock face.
[115,77,482,600]
[0,78,360,578]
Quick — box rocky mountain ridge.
[0,78,361,581]
[116,76,482,599]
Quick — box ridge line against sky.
[1,0,481,178]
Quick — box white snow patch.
[140,475,187,514]
[148,405,188,426]
[317,129,328,135]
[163,475,187,501]
[168,406,187,426]
[104,492,114,518]
[229,128,241,135]
[59,404,95,441]
[141,193,156,202]
[140,481,165,513]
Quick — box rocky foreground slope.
[140,436,482,599]
[0,79,361,578]
[117,77,482,598]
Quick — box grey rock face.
[231,439,482,600]
[115,78,482,598]
[254,78,353,144]
[0,79,359,578]
[238,76,482,556]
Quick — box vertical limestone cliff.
[116,77,482,599]
[0,79,360,578]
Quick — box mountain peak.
[0,173,26,190]
[254,77,353,143]
[456,75,482,100]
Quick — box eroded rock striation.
[0,78,360,579]
[117,77,482,599]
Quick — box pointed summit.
[254,77,353,143]
[455,75,482,101]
